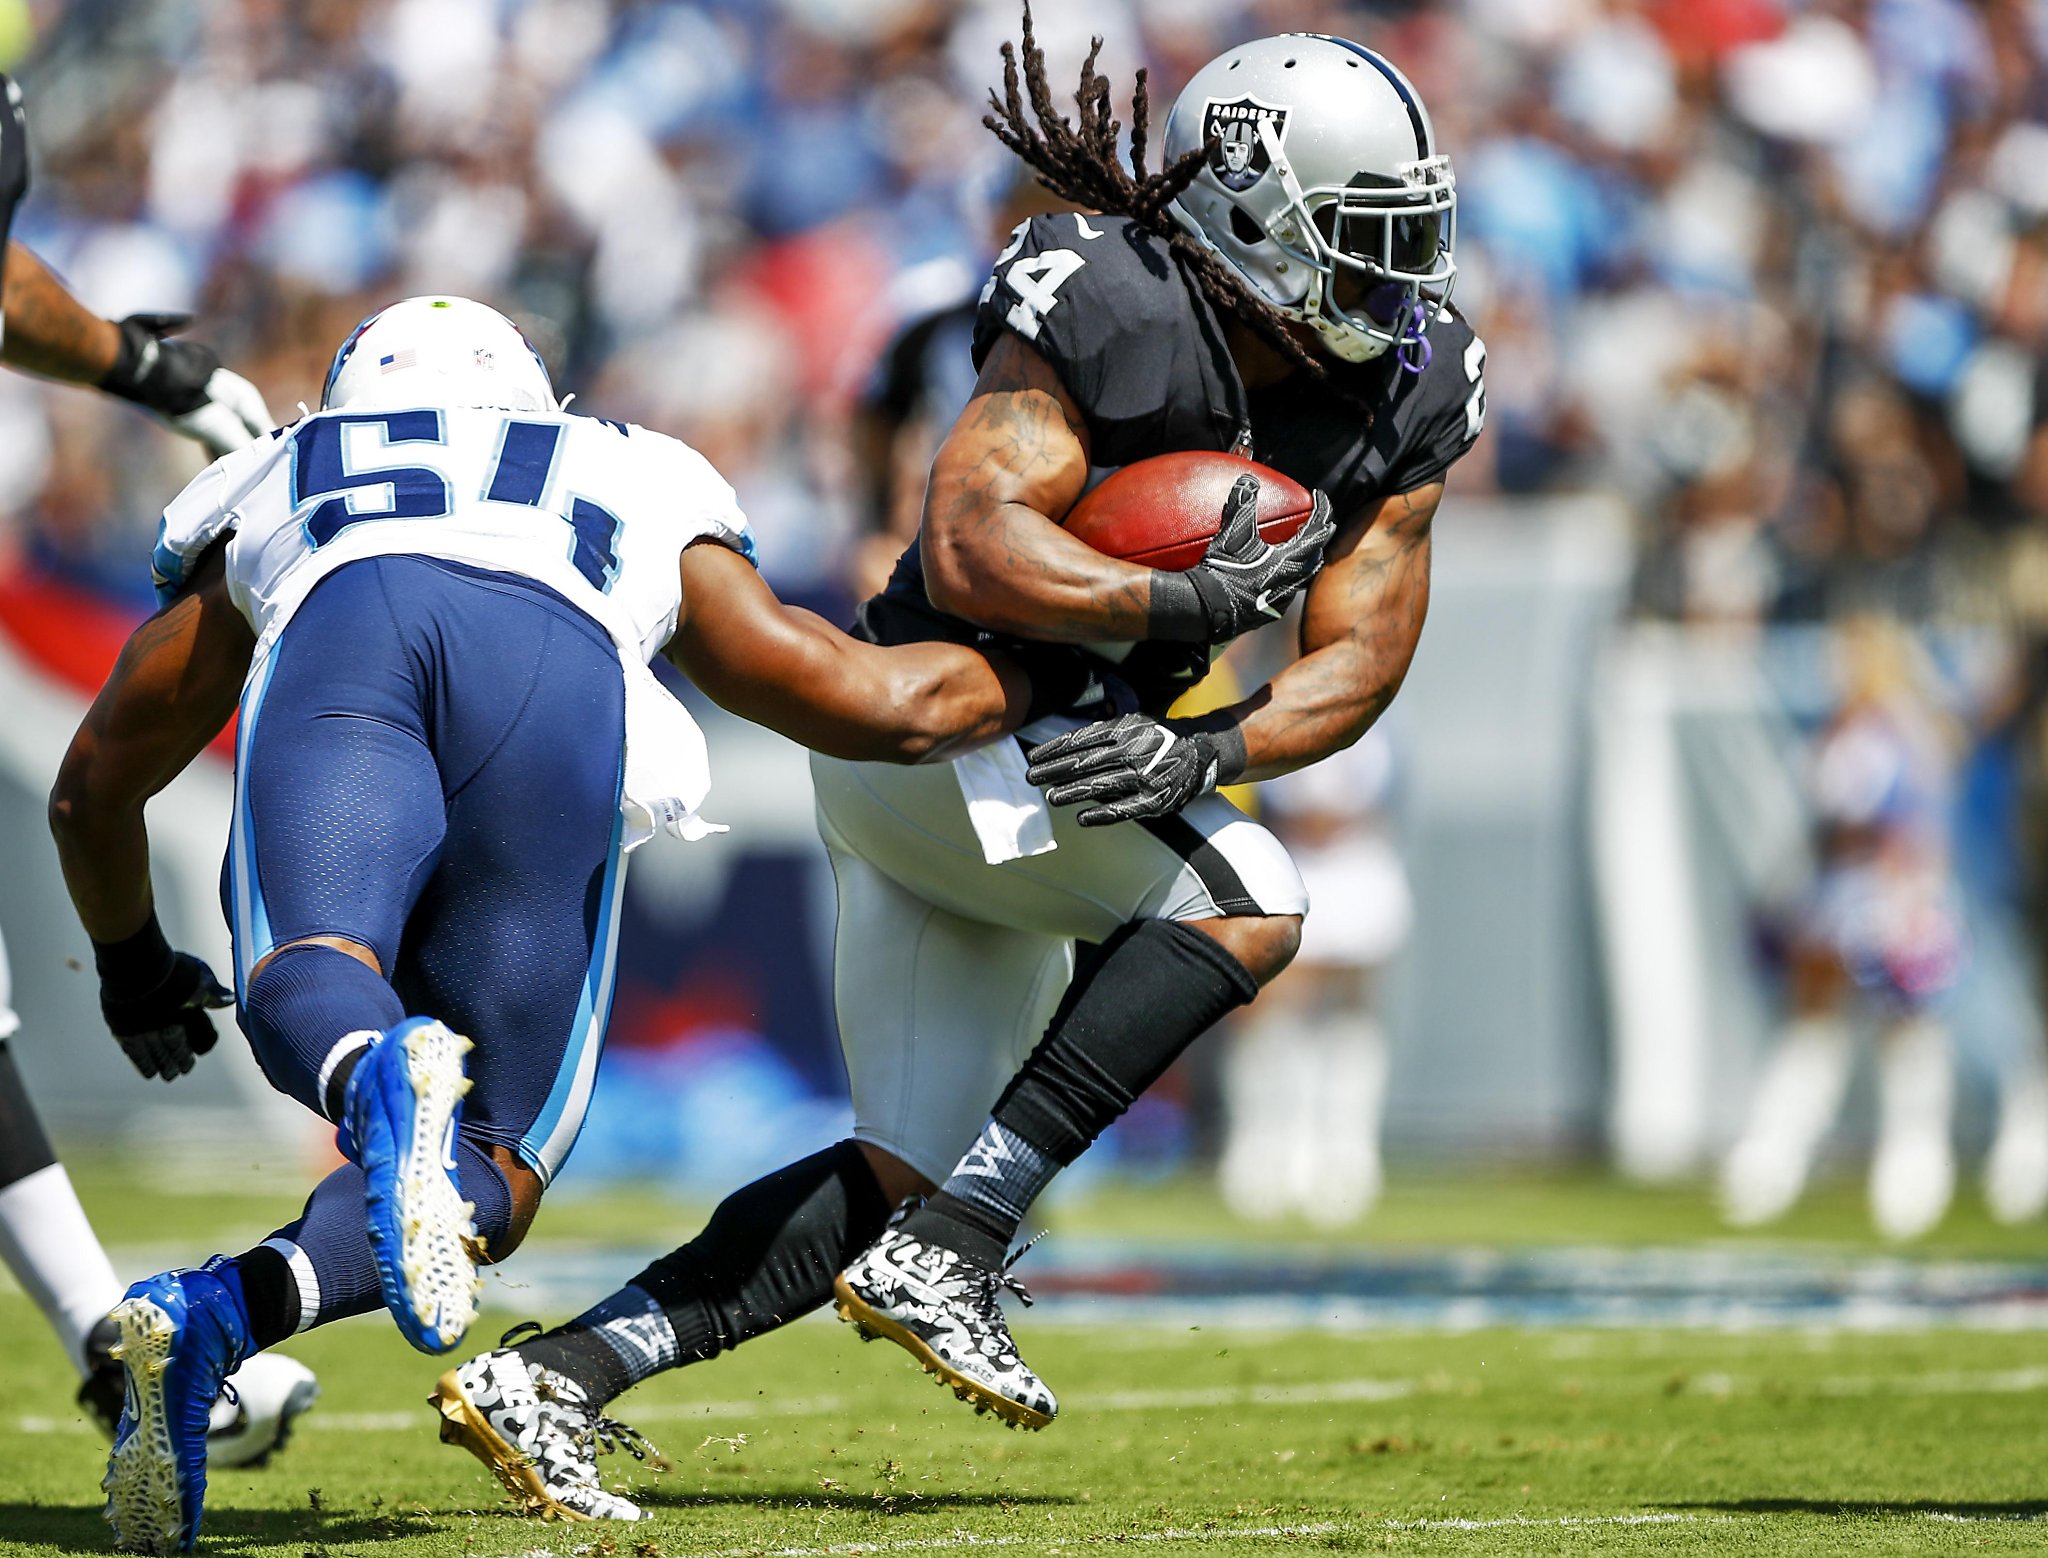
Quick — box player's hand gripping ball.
[1062,452,1337,642]
[100,950,234,1083]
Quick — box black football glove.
[1151,474,1337,645]
[94,919,233,1082]
[99,312,274,457]
[1026,712,1248,827]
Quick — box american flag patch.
[379,348,417,372]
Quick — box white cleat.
[208,1353,321,1469]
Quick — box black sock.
[323,1048,364,1123]
[230,1243,301,1352]
[903,919,1258,1261]
[518,1140,890,1406]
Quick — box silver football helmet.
[1164,33,1456,365]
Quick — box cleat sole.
[369,1023,483,1353]
[430,1370,619,1523]
[102,1297,187,1554]
[832,1278,1053,1432]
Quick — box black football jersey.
[855,210,1487,715]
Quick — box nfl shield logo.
[1202,95,1289,192]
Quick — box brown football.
[1062,451,1316,572]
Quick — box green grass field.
[5,1167,2047,1556]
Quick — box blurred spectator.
[1720,616,1967,1240]
[1218,730,1410,1226]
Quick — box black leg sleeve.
[0,1041,60,1190]
[991,918,1259,1163]
[519,1140,891,1404]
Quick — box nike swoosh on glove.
[1184,476,1337,643]
[100,952,234,1083]
[1026,713,1247,827]
[100,312,275,456]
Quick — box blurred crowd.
[0,0,2034,619]
[5,0,2048,1217]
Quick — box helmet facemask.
[1255,121,1458,367]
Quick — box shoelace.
[496,1320,664,1469]
[973,1231,1046,1311]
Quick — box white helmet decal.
[1202,96,1289,192]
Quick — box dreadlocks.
[982,3,1336,387]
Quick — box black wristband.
[1146,570,1213,643]
[91,912,177,997]
[1208,723,1249,786]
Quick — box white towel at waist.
[620,657,724,852]
[952,723,1066,865]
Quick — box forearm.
[48,787,155,942]
[670,547,1033,763]
[1200,486,1438,780]
[924,499,1159,642]
[1205,638,1402,782]
[1,241,118,383]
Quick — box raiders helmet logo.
[1202,95,1289,192]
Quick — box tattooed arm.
[1,241,119,383]
[918,332,1168,642]
[1206,481,1440,780]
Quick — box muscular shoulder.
[973,213,1199,402]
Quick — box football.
[1062,450,1317,572]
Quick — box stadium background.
[0,0,2042,1237]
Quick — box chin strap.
[1394,296,1434,375]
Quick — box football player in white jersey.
[0,71,314,1470]
[48,294,1033,1553]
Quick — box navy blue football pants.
[229,555,628,1184]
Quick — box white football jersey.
[151,406,752,665]
[152,405,755,849]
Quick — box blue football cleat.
[101,1266,249,1553]
[344,1016,482,1354]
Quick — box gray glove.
[1026,713,1248,826]
[1149,475,1337,644]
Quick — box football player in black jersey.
[434,15,1484,1512]
[0,71,316,1465]
[829,19,1483,1425]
